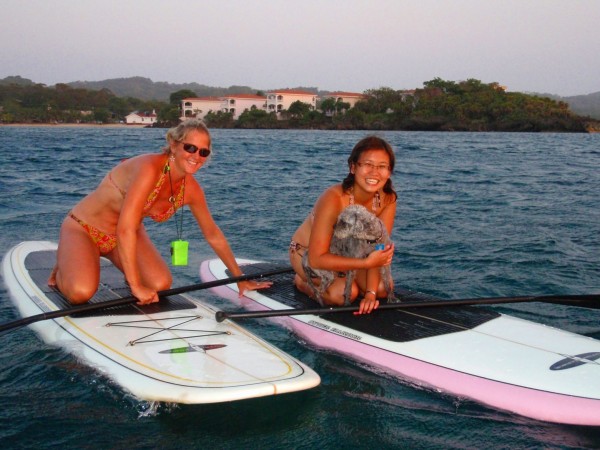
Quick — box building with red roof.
[124,109,157,125]
[181,97,223,120]
[266,89,317,115]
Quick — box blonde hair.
[163,118,212,154]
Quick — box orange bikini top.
[108,159,185,223]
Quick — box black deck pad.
[25,251,196,317]
[236,262,500,343]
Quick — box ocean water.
[1,126,599,449]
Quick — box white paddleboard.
[1,242,320,404]
[201,258,600,425]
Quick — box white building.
[266,89,317,116]
[125,110,157,125]
[219,94,267,120]
[181,97,222,120]
[322,92,366,108]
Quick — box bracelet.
[365,290,377,297]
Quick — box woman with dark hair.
[49,118,270,305]
[289,136,397,314]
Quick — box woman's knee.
[322,280,356,306]
[294,275,315,299]
[322,296,345,307]
[377,278,393,297]
[145,271,172,292]
[61,282,98,305]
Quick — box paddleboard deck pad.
[1,242,320,404]
[201,258,600,425]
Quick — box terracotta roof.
[183,97,223,101]
[327,92,365,98]
[129,111,156,118]
[268,89,316,96]
[221,94,266,100]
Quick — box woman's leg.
[138,231,172,291]
[290,248,359,306]
[354,268,392,298]
[52,217,101,304]
[321,276,359,306]
[113,226,172,292]
[289,247,311,294]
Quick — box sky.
[2,0,599,97]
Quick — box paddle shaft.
[215,293,600,322]
[0,266,294,333]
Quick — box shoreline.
[0,123,147,128]
[2,123,597,133]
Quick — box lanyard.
[166,162,185,240]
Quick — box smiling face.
[351,148,392,194]
[171,129,211,175]
[342,135,396,197]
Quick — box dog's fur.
[302,204,394,306]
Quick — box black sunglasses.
[182,143,211,157]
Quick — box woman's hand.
[365,244,395,269]
[131,284,159,305]
[237,279,273,297]
[355,291,379,315]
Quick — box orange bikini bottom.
[69,212,117,254]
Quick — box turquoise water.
[1,127,599,449]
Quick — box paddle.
[215,293,600,322]
[0,266,293,333]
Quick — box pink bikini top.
[108,160,185,223]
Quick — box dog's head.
[333,205,384,242]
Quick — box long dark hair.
[342,136,397,200]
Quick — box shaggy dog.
[302,204,395,306]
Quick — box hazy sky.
[2,0,599,96]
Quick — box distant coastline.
[3,123,598,132]
[0,123,146,128]
[3,76,599,132]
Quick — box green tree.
[93,108,111,123]
[204,111,234,128]
[286,100,312,119]
[236,109,278,129]
[108,97,133,119]
[320,97,351,116]
[158,106,182,125]
[319,97,336,114]
[170,89,198,106]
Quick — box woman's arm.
[378,193,397,236]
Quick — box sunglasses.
[182,143,211,157]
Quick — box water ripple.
[1,128,600,448]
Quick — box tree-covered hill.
[65,77,260,102]
[1,75,598,131]
[538,91,600,119]
[2,75,599,119]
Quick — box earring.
[169,154,175,162]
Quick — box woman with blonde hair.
[49,119,270,304]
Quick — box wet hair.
[162,118,212,154]
[342,135,397,200]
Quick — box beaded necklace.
[349,187,380,212]
[166,161,185,239]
